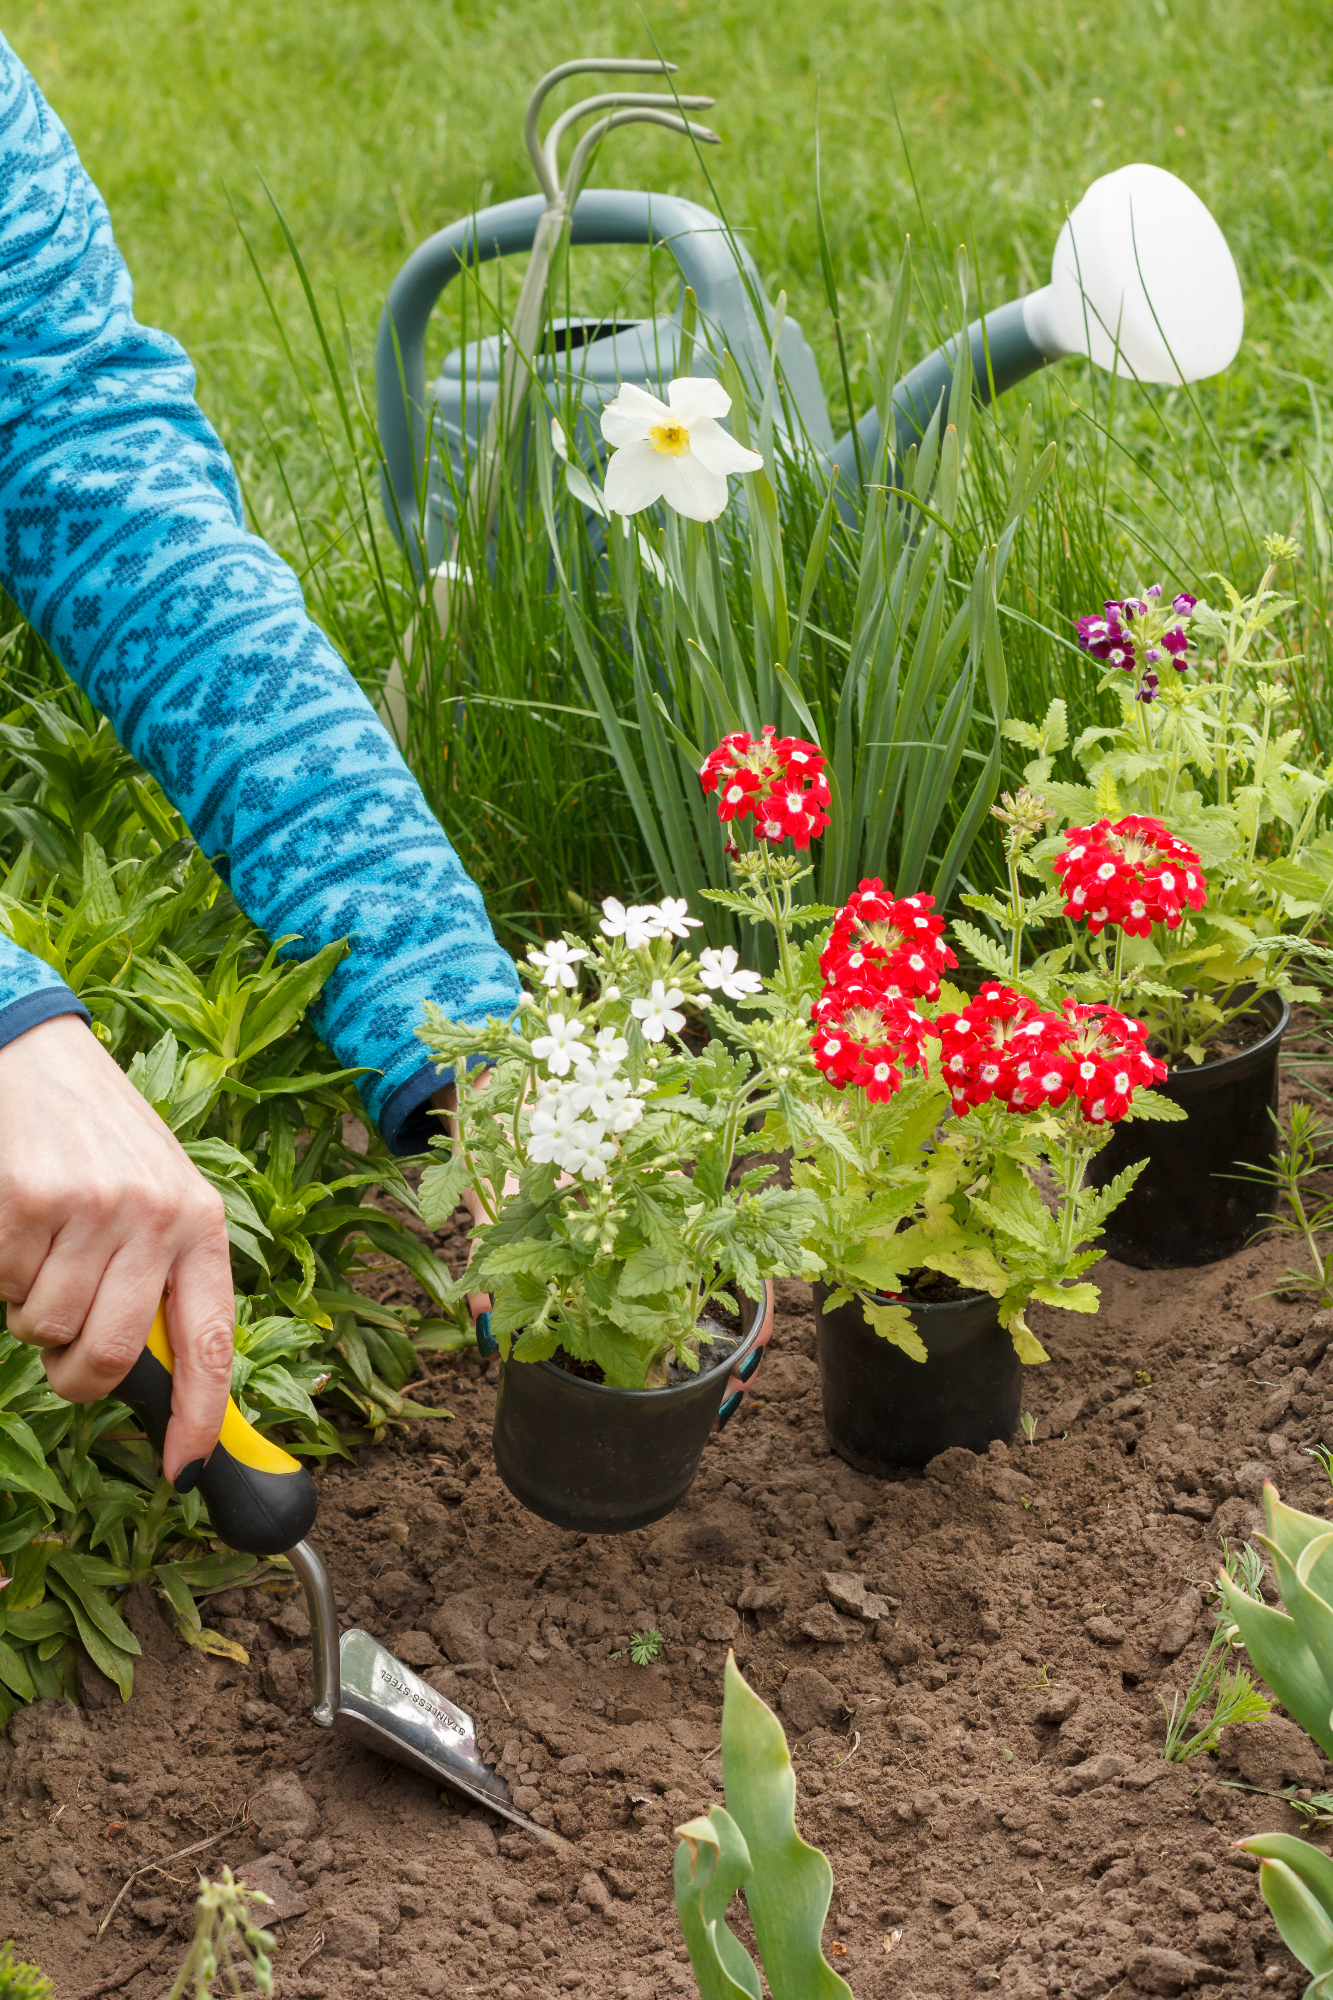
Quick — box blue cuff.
[379,1053,492,1158]
[0,986,91,1052]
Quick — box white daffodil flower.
[631,980,687,1042]
[599,897,664,950]
[530,1012,587,1076]
[697,946,765,1000]
[600,377,764,523]
[655,896,702,938]
[526,939,587,989]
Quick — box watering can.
[377,60,1245,571]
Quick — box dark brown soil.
[1157,1004,1276,1068]
[10,1218,1333,2000]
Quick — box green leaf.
[721,1654,854,2000]
[674,1808,762,2000]
[1241,1834,1333,1921]
[859,1295,928,1363]
[0,1636,36,1701]
[1253,1858,1333,1978]
[0,1415,69,1509]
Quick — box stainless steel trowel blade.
[331,1629,562,1846]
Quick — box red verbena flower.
[819,881,957,1001]
[928,987,1166,1124]
[1053,816,1206,937]
[810,987,928,1102]
[699,727,830,849]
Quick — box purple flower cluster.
[1075,583,1197,702]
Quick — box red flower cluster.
[699,727,831,850]
[819,881,957,1001]
[811,987,929,1102]
[810,882,957,1100]
[1053,816,1206,937]
[934,985,1165,1124]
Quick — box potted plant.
[415,732,840,1533]
[777,820,1175,1471]
[993,537,1333,1266]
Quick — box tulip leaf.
[720,1652,853,2000]
[1254,1859,1333,1978]
[674,1808,761,2000]
[1242,1834,1333,1918]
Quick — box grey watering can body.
[376,186,1053,567]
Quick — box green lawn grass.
[12,0,1332,485]
[8,0,1333,933]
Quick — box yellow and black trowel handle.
[117,1306,319,1557]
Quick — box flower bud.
[602,984,621,1001]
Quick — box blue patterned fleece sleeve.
[0,34,520,1152]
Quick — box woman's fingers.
[0,1015,236,1480]
[162,1216,238,1486]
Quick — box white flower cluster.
[527,1025,648,1181]
[525,895,702,990]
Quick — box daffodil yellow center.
[649,421,690,458]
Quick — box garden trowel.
[119,1307,561,1845]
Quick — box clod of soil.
[6,1223,1332,2000]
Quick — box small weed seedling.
[1133,1369,1152,1388]
[1020,1412,1038,1446]
[0,1942,52,2000]
[1162,1542,1271,1762]
[166,1869,275,2000]
[613,1628,664,1666]
[1305,1443,1333,1488]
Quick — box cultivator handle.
[117,1306,319,1557]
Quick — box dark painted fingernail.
[717,1392,742,1428]
[737,1347,764,1383]
[173,1458,205,1495]
[476,1311,498,1358]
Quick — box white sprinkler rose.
[631,980,687,1043]
[697,946,764,1000]
[600,377,764,523]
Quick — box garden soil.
[10,1216,1333,2000]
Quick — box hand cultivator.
[377,55,1244,569]
[120,1307,560,1844]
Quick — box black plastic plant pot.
[813,1283,1020,1475]
[1087,991,1290,1271]
[490,1289,769,1534]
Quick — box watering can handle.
[376,188,773,555]
[117,1304,319,1557]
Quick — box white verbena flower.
[631,980,687,1043]
[526,938,587,990]
[600,377,764,523]
[530,1012,587,1076]
[527,1095,581,1163]
[697,945,764,1000]
[592,1027,629,1063]
[599,897,664,950]
[655,896,702,938]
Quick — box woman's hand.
[0,1015,235,1485]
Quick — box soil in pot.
[13,1233,1327,2000]
[1089,990,1290,1270]
[490,1290,766,1537]
[815,1278,1021,1474]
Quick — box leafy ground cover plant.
[674,1651,852,1999]
[1004,540,1333,1062]
[0,677,458,1719]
